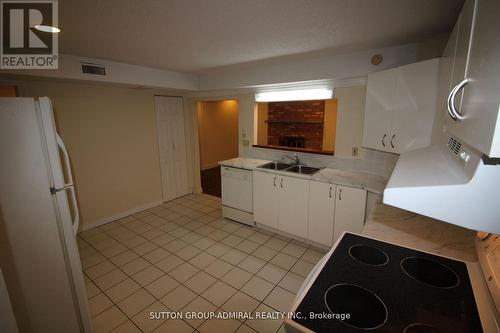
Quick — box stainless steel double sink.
[257,161,322,175]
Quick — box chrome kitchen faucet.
[283,153,301,165]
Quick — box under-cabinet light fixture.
[255,88,332,102]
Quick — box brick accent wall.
[267,100,325,150]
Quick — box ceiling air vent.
[447,136,462,155]
[81,63,106,75]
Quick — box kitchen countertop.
[312,168,387,194]
[362,202,477,262]
[219,157,388,194]
[218,157,270,170]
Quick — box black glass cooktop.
[292,233,483,333]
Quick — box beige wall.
[197,100,239,170]
[322,99,337,152]
[21,79,164,228]
[334,86,367,158]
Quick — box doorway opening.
[0,84,18,97]
[197,100,239,197]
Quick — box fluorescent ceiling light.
[34,25,61,33]
[255,88,332,102]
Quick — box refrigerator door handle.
[66,186,80,235]
[56,134,74,187]
[56,134,79,234]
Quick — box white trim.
[0,54,198,91]
[184,77,367,99]
[78,200,163,232]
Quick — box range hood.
[384,135,500,234]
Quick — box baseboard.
[79,199,163,232]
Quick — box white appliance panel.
[221,166,253,213]
[0,97,91,332]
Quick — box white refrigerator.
[0,97,91,332]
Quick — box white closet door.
[154,96,189,201]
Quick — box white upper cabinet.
[333,185,366,244]
[444,0,500,157]
[362,68,396,152]
[363,59,439,154]
[307,181,336,246]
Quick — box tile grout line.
[78,193,325,333]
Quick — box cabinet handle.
[390,134,395,149]
[447,78,470,120]
[329,186,332,198]
[381,134,387,147]
[273,176,276,187]
[339,188,342,201]
[280,178,283,189]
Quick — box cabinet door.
[307,182,335,246]
[333,186,366,243]
[432,17,460,143]
[391,59,439,153]
[447,0,475,122]
[449,0,500,157]
[253,171,278,229]
[362,68,396,152]
[278,176,310,238]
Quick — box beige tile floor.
[78,193,327,333]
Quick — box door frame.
[153,95,190,202]
[184,93,246,195]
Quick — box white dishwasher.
[221,166,254,226]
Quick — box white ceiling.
[59,0,463,73]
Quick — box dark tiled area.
[201,166,221,197]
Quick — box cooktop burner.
[292,233,483,333]
[401,257,460,289]
[348,244,389,266]
[403,323,446,333]
[324,283,387,330]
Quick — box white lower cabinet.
[307,181,336,246]
[253,171,309,238]
[254,171,367,245]
[307,182,367,247]
[333,185,367,243]
[278,175,310,238]
[253,171,279,229]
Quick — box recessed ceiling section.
[60,0,463,73]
